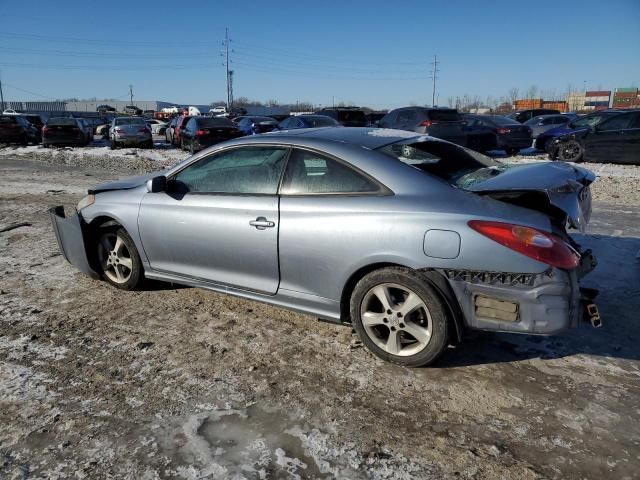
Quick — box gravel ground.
[1,147,640,479]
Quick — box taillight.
[115,128,124,133]
[468,220,579,269]
[196,129,207,136]
[420,120,433,128]
[495,128,511,134]
[42,126,49,133]
[138,127,150,133]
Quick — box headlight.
[76,194,95,211]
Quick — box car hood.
[460,162,595,231]
[89,172,158,194]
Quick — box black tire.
[505,147,519,156]
[110,139,117,150]
[145,140,153,149]
[95,227,143,290]
[350,267,449,367]
[180,138,185,151]
[189,141,195,154]
[556,139,584,162]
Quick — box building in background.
[3,100,211,115]
[583,91,611,111]
[566,92,586,112]
[513,98,567,112]
[612,88,640,109]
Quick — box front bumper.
[443,263,598,335]
[49,206,98,278]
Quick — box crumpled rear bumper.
[49,206,98,279]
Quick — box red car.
[172,115,192,146]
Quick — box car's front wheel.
[557,139,583,162]
[350,268,449,367]
[96,227,143,290]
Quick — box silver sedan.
[50,127,600,367]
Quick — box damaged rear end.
[380,139,601,334]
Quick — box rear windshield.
[376,140,501,188]
[428,110,462,122]
[337,110,366,122]
[197,118,234,127]
[305,116,339,127]
[24,115,43,126]
[47,118,77,126]
[0,116,18,124]
[115,117,145,125]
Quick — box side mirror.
[146,175,167,193]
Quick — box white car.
[145,119,168,135]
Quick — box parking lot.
[1,147,639,479]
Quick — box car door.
[584,113,635,163]
[138,145,289,293]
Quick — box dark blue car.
[236,116,279,135]
[534,111,620,152]
[275,114,341,130]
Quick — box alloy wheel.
[97,232,133,284]
[360,283,432,357]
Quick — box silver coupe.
[50,127,600,367]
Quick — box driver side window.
[173,147,289,194]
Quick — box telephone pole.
[129,84,134,105]
[223,28,232,112]
[430,55,439,107]
[0,71,5,112]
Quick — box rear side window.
[281,149,380,195]
[428,110,462,122]
[598,114,633,131]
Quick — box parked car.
[77,118,94,144]
[165,117,179,144]
[379,107,467,146]
[550,109,640,164]
[42,117,90,147]
[172,115,192,146]
[109,117,153,149]
[124,105,143,115]
[275,114,341,130]
[366,111,388,127]
[534,111,623,152]
[507,108,561,123]
[50,127,599,368]
[22,114,45,134]
[236,116,279,135]
[464,114,532,155]
[97,105,116,113]
[316,107,368,127]
[0,114,40,145]
[179,116,243,153]
[524,114,573,139]
[145,119,168,135]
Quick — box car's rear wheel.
[350,268,449,367]
[557,140,583,162]
[96,227,143,290]
[110,139,117,150]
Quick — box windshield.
[570,114,613,128]
[376,139,501,187]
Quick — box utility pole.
[223,27,232,112]
[0,71,5,112]
[430,55,439,107]
[129,84,134,105]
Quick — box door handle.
[249,216,275,230]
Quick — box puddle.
[158,404,328,479]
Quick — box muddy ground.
[1,154,639,479]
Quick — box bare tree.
[526,85,539,99]
[508,88,519,105]
[446,96,454,108]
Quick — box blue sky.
[0,0,639,109]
